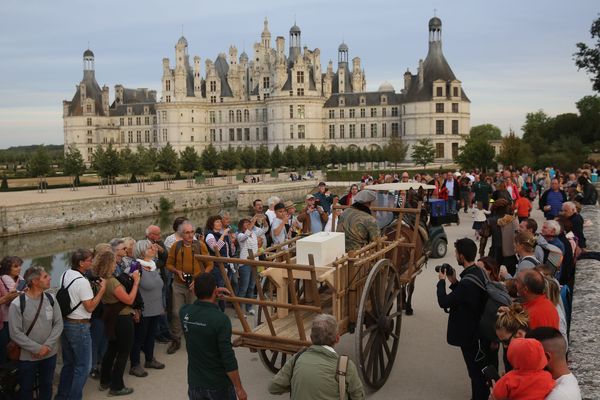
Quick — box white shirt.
[61,269,94,319]
[545,373,582,400]
[270,218,287,246]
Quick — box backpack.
[56,272,83,318]
[18,292,55,313]
[537,241,563,275]
[462,273,511,342]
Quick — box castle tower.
[174,36,189,100]
[83,49,95,78]
[261,17,271,49]
[289,23,301,62]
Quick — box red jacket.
[523,295,559,330]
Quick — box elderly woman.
[95,251,140,397]
[128,240,165,377]
[0,256,25,364]
[121,237,137,273]
[109,238,128,276]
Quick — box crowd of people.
[0,165,595,400]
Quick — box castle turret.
[289,23,301,62]
[261,17,271,49]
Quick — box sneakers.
[108,387,134,397]
[144,359,165,369]
[167,339,181,355]
[129,365,148,377]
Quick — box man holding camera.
[436,238,489,400]
[166,221,209,355]
[297,194,328,234]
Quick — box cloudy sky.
[0,0,597,148]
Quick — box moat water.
[0,206,244,286]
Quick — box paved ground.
[79,206,545,400]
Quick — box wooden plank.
[249,249,276,336]
[195,254,315,271]
[285,252,307,341]
[308,254,321,310]
[219,263,251,332]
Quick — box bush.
[0,175,8,191]
[159,196,174,213]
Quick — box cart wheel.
[431,238,447,258]
[256,277,287,373]
[355,258,402,389]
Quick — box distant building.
[63,16,469,165]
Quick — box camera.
[88,276,102,284]
[434,263,454,276]
[182,272,194,286]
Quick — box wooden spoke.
[355,259,403,389]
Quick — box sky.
[0,0,598,148]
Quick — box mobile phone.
[16,280,27,291]
[481,365,500,382]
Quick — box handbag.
[7,293,44,361]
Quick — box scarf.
[136,259,157,272]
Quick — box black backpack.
[56,272,83,318]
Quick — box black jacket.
[442,179,460,198]
[581,182,598,205]
[437,265,487,347]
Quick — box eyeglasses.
[183,231,195,234]
[500,332,516,346]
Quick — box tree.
[270,145,283,170]
[319,146,329,168]
[411,139,435,169]
[329,147,340,169]
[296,145,309,169]
[220,145,239,173]
[307,144,320,168]
[201,144,220,176]
[119,147,135,183]
[1,175,8,191]
[455,138,496,171]
[255,145,270,173]
[157,142,179,176]
[384,137,409,169]
[63,146,85,180]
[27,145,51,177]
[283,145,298,169]
[576,95,600,144]
[469,124,502,141]
[574,16,600,92]
[93,144,121,178]
[239,147,256,172]
[180,146,201,174]
[495,132,534,168]
[134,145,156,177]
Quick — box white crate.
[296,232,345,267]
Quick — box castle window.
[452,103,459,113]
[436,120,444,135]
[297,71,304,84]
[290,125,294,139]
[339,125,345,139]
[219,129,223,142]
[229,128,235,141]
[329,125,335,139]
[436,103,444,113]
[392,123,399,137]
[360,124,366,138]
[263,127,268,140]
[191,135,194,142]
[210,130,216,141]
[297,88,304,96]
[382,123,387,137]
[127,118,132,126]
[436,87,443,97]
[237,128,242,141]
[210,81,217,92]
[144,106,149,114]
[263,77,270,89]
[290,105,294,119]
[165,80,171,91]
[370,108,377,117]
[340,109,344,118]
[209,111,216,124]
[339,97,345,106]
[349,109,355,118]
[453,87,459,97]
[127,107,132,115]
[121,132,125,143]
[166,95,171,103]
[262,109,267,122]
[328,110,334,119]
[256,128,260,141]
[210,96,217,103]
[87,138,93,144]
[219,111,223,123]
[452,143,459,159]
[402,122,406,136]
[136,131,141,142]
[229,110,234,123]
[145,130,150,142]
[86,104,92,113]
[153,130,157,142]
[436,143,444,158]
[382,108,387,117]
[145,116,150,125]
[349,124,356,138]
[87,130,92,136]
[298,125,305,139]
[136,117,141,125]
[360,96,365,105]
[381,95,387,104]
[289,91,293,96]
[370,124,377,138]
[128,131,133,143]
[87,118,93,126]
[244,128,250,141]
[119,118,124,126]
[452,120,459,135]
[162,129,168,141]
[297,105,305,119]
[360,108,365,118]
[244,109,249,122]
[236,110,242,123]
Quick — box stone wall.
[570,204,600,399]
[3,185,237,236]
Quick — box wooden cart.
[196,197,429,389]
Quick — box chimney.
[418,59,424,89]
[404,69,412,92]
[102,85,109,113]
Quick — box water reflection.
[3,206,244,287]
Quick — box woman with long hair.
[0,256,24,364]
[495,303,530,372]
[95,250,140,396]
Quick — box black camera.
[182,273,194,286]
[434,263,454,276]
[88,276,102,284]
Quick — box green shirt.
[472,181,493,202]
[180,300,238,389]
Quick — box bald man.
[527,327,582,400]
[516,270,559,330]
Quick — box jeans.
[90,317,107,368]
[211,265,226,312]
[170,282,196,340]
[188,385,236,400]
[446,197,457,214]
[236,265,255,312]
[460,341,489,400]
[100,315,134,391]
[56,321,92,400]
[18,355,57,400]
[130,315,159,366]
[460,191,470,212]
[0,322,9,364]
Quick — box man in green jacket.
[180,273,247,400]
[268,314,364,400]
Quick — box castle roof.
[67,71,106,117]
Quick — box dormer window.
[453,87,459,97]
[144,106,149,114]
[127,107,132,115]
[360,96,366,105]
[381,95,387,104]
[339,97,345,106]
[436,86,443,97]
